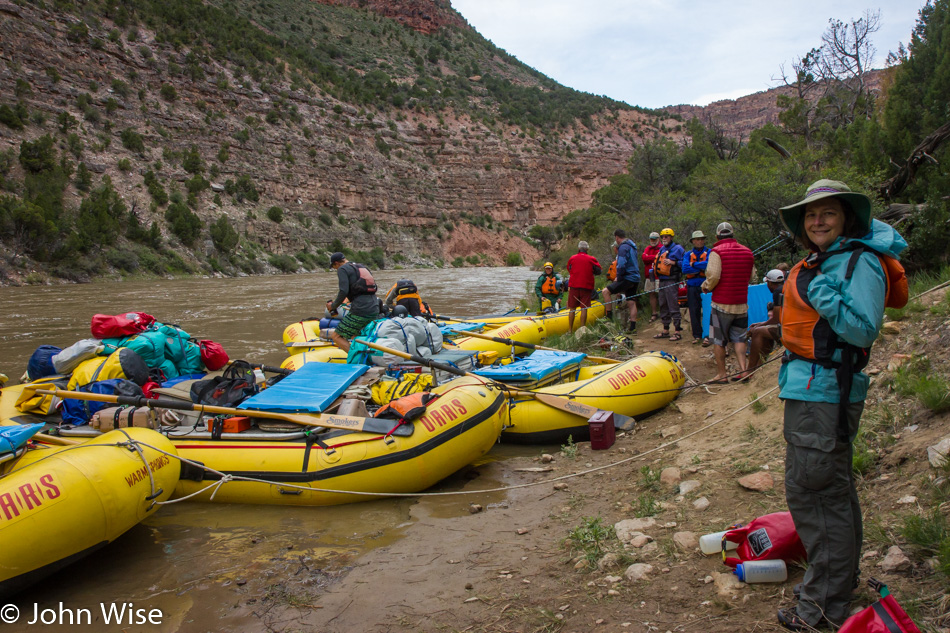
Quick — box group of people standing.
[531,179,909,632]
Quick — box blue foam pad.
[1,423,45,455]
[238,362,368,413]
[701,283,774,337]
[472,351,586,383]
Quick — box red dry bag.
[199,340,229,371]
[722,511,806,567]
[839,579,921,633]
[91,312,155,338]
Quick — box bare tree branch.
[880,120,950,201]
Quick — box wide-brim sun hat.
[779,179,872,239]
[691,230,706,241]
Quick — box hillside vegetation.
[0,0,678,284]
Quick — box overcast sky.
[451,1,927,109]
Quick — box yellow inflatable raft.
[501,352,686,444]
[0,427,180,597]
[445,302,606,334]
[171,377,506,506]
[450,317,547,359]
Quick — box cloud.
[451,0,924,108]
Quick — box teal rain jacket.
[779,219,907,404]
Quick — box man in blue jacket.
[681,230,711,345]
[602,229,641,333]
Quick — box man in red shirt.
[566,240,602,333]
[641,232,662,321]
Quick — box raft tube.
[501,351,686,444]
[444,302,606,334]
[171,377,506,506]
[0,427,180,598]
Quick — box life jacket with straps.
[344,262,377,300]
[376,391,439,422]
[781,244,908,439]
[540,274,560,295]
[654,245,681,279]
[606,260,617,282]
[685,249,708,279]
[392,280,433,317]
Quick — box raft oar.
[30,388,413,437]
[286,341,338,348]
[34,433,81,446]
[456,330,619,365]
[356,340,635,431]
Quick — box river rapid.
[0,267,537,632]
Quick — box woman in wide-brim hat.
[779,179,872,251]
[774,179,907,631]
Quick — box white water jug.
[733,559,788,583]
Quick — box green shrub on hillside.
[143,170,169,206]
[0,103,27,130]
[269,253,297,273]
[75,177,126,250]
[120,128,146,154]
[209,215,239,252]
[165,201,202,245]
[267,206,284,223]
[19,136,57,174]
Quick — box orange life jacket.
[376,391,439,421]
[540,274,560,295]
[781,245,907,440]
[685,250,708,279]
[606,260,617,282]
[781,247,907,365]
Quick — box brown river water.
[0,267,537,632]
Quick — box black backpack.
[189,360,258,407]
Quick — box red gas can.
[588,410,616,450]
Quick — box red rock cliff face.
[663,70,887,141]
[315,0,467,34]
[0,3,679,270]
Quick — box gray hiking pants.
[657,280,680,329]
[783,399,864,627]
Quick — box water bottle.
[699,530,740,555]
[733,559,788,583]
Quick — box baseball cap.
[716,222,734,237]
[329,252,345,268]
[649,232,660,240]
[764,269,785,283]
